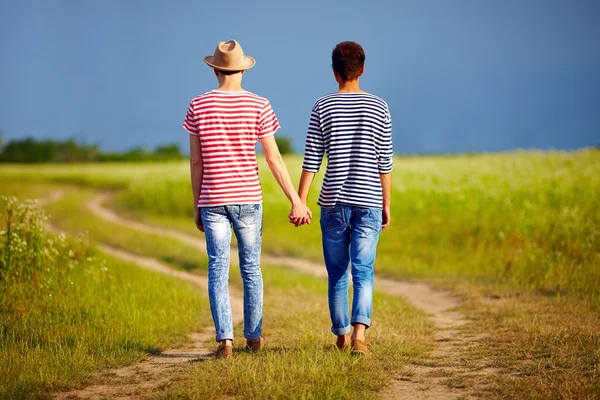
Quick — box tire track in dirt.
[87,192,497,399]
[36,192,244,399]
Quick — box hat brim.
[203,55,256,71]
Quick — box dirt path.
[37,190,64,206]
[86,192,495,399]
[38,193,244,399]
[53,244,244,400]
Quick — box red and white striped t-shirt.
[183,90,280,207]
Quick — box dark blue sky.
[1,0,599,153]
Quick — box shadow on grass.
[144,346,162,355]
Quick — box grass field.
[2,150,598,303]
[0,149,599,399]
[0,181,434,399]
[0,194,210,398]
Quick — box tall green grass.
[0,186,434,399]
[0,196,209,398]
[1,150,598,302]
[1,152,598,399]
[111,150,600,303]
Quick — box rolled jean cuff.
[351,316,372,328]
[244,333,262,341]
[331,325,351,336]
[215,332,234,342]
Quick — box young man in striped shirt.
[295,41,393,356]
[184,40,311,359]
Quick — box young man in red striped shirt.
[183,40,311,358]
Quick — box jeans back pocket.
[239,204,262,226]
[320,208,346,237]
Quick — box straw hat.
[204,40,255,71]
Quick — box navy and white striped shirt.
[302,92,393,209]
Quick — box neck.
[217,74,244,92]
[337,79,362,93]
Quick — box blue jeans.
[320,204,382,335]
[201,204,263,342]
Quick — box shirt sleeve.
[302,104,325,173]
[378,107,393,174]
[257,100,280,139]
[182,101,199,135]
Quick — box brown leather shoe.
[336,334,351,350]
[351,339,372,357]
[246,336,265,352]
[215,343,233,359]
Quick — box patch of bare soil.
[377,281,495,400]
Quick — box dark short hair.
[331,41,365,81]
[216,69,242,75]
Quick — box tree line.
[0,135,294,163]
[0,137,184,163]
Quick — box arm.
[380,172,392,229]
[189,134,204,232]
[259,135,312,226]
[298,169,316,204]
[295,104,324,220]
[378,106,393,230]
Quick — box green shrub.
[0,196,88,304]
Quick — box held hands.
[288,202,312,227]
